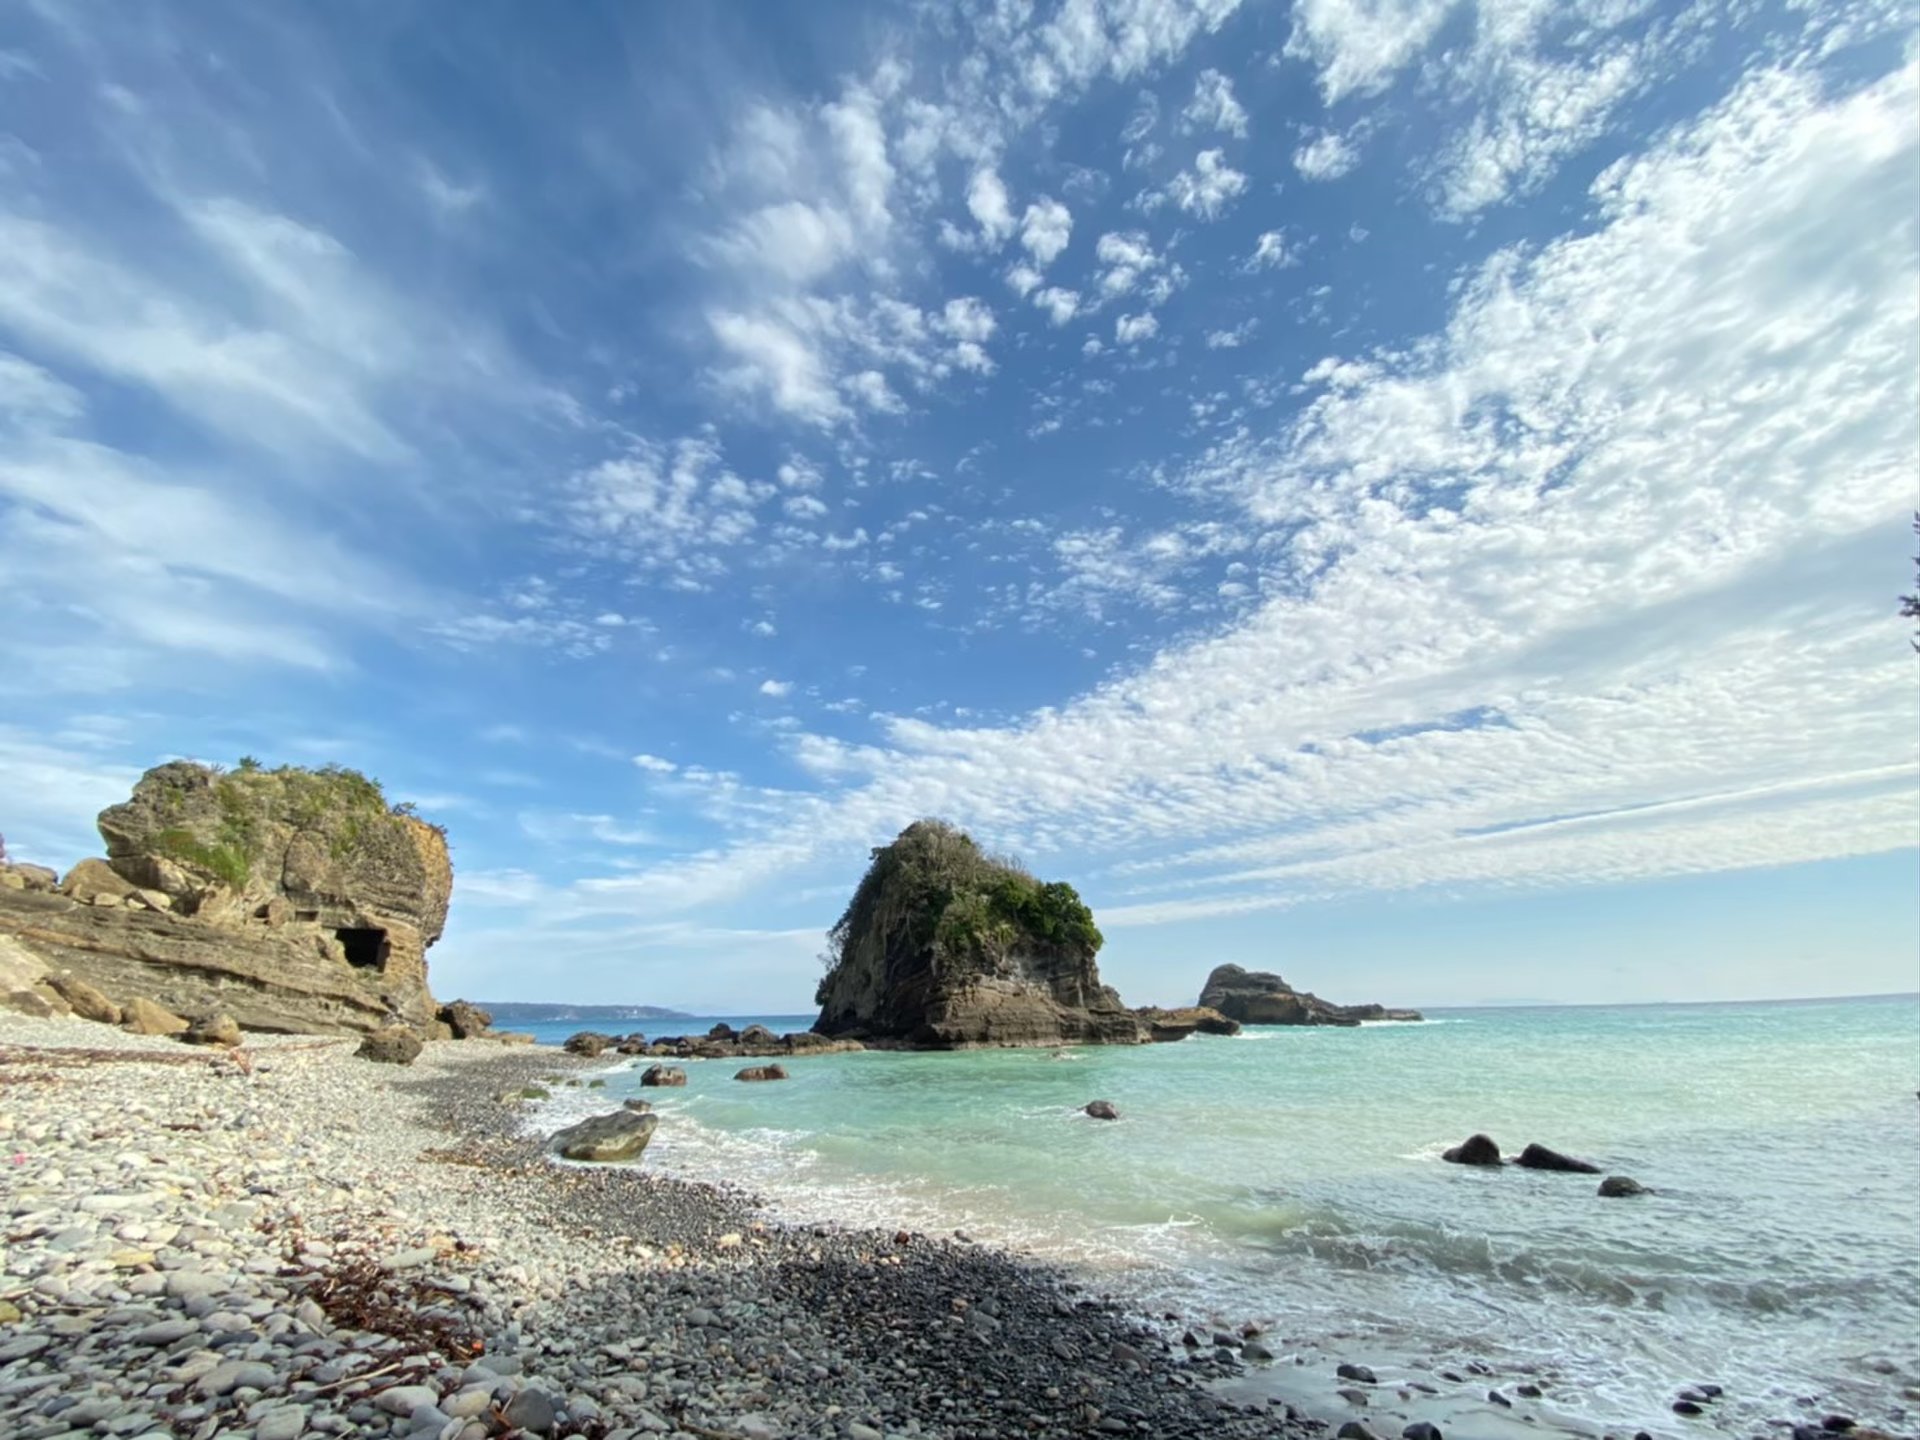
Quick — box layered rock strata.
[0,761,453,1034]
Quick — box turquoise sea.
[523,995,1920,1436]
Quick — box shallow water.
[524,996,1920,1436]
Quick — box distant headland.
[480,1001,693,1023]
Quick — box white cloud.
[1244,230,1298,270]
[1033,286,1081,325]
[1114,312,1160,344]
[1020,196,1074,265]
[967,167,1017,247]
[561,434,773,573]
[1284,0,1462,103]
[1181,69,1248,137]
[759,679,794,697]
[1006,262,1043,296]
[709,310,846,425]
[1093,230,1161,299]
[632,753,679,774]
[1293,129,1360,181]
[1206,319,1258,348]
[1168,149,1249,218]
[521,56,1919,936]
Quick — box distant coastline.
[477,1000,692,1023]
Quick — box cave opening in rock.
[335,927,389,971]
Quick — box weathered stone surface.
[1515,1142,1602,1174]
[121,994,189,1035]
[1443,1133,1503,1167]
[3,987,62,1018]
[564,1031,614,1056]
[0,760,453,1034]
[734,1063,789,1082]
[356,1026,424,1065]
[1134,1005,1241,1041]
[438,999,492,1039]
[1,862,57,892]
[46,970,121,1023]
[640,1064,687,1087]
[813,819,1145,1050]
[549,1109,658,1162]
[181,1012,243,1047]
[1198,965,1422,1026]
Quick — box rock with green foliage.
[812,819,1144,1049]
[0,759,452,1035]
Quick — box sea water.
[523,996,1920,1436]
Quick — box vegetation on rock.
[818,819,1102,1003]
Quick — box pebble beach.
[0,1016,1304,1440]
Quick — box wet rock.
[1337,1426,1376,1440]
[1598,1175,1647,1197]
[1403,1424,1443,1440]
[564,1031,613,1057]
[501,1389,557,1433]
[1489,1391,1511,1407]
[1338,1388,1369,1406]
[640,1064,687,1087]
[1673,1400,1705,1416]
[1515,1383,1543,1398]
[1084,1100,1120,1120]
[1515,1143,1601,1174]
[1337,1363,1379,1384]
[1442,1134,1501,1166]
[738,1023,778,1045]
[356,1026,423,1065]
[621,1098,654,1113]
[734,1064,789,1082]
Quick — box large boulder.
[1197,965,1421,1026]
[180,1012,242,1047]
[0,761,453,1035]
[564,1031,613,1057]
[1443,1133,1503,1167]
[437,1000,492,1039]
[551,1109,658,1162]
[1515,1143,1601,1174]
[43,972,121,1026]
[734,1064,788,1082]
[121,995,189,1036]
[1597,1175,1647,1198]
[1084,1100,1120,1120]
[356,1026,424,1065]
[812,820,1145,1049]
[640,1064,687,1087]
[1,863,58,893]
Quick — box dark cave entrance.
[336,927,390,971]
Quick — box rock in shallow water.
[1442,1134,1501,1166]
[1515,1142,1601,1174]
[1084,1100,1120,1120]
[640,1064,686,1086]
[1598,1174,1647,1197]
[549,1109,658,1162]
[734,1063,788,1081]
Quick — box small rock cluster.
[1439,1133,1643,1196]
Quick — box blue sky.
[2,0,1915,1013]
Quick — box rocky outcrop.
[638,1029,863,1061]
[0,761,452,1035]
[1134,1005,1241,1041]
[1197,965,1422,1027]
[813,820,1145,1049]
[437,1000,492,1039]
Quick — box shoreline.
[0,1015,1303,1440]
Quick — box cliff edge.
[812,820,1143,1049]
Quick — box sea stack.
[812,819,1145,1048]
[0,760,451,1034]
[1198,964,1422,1026]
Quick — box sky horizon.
[2,1,1915,1014]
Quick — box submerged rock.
[812,819,1145,1049]
[734,1064,788,1082]
[1516,1142,1601,1174]
[549,1110,658,1163]
[1084,1100,1120,1120]
[1197,964,1421,1026]
[1598,1175,1647,1197]
[1442,1134,1502,1167]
